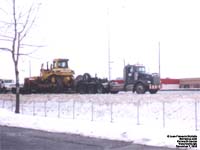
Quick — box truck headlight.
[147,80,151,84]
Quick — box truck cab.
[109,64,160,94]
[124,64,160,94]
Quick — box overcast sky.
[1,0,200,81]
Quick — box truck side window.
[130,67,134,73]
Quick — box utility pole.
[29,60,31,77]
[123,59,126,67]
[107,7,111,80]
[158,41,161,77]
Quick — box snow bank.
[0,108,199,149]
[0,92,200,149]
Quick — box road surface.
[0,126,179,150]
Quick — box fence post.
[13,100,15,112]
[33,100,35,116]
[21,101,23,114]
[137,100,140,125]
[110,103,113,123]
[163,101,165,128]
[2,99,5,108]
[91,102,94,121]
[44,101,47,117]
[58,101,60,118]
[11,100,13,112]
[195,100,198,131]
[73,100,75,119]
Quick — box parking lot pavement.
[0,126,178,150]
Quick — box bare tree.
[0,0,41,113]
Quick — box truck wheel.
[97,84,104,94]
[149,89,158,94]
[110,91,119,94]
[135,83,146,94]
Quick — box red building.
[161,78,180,89]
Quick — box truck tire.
[149,89,158,94]
[135,83,146,94]
[110,91,119,94]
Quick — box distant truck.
[109,64,160,94]
[0,79,5,93]
[13,58,160,94]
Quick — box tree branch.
[0,47,12,52]
[19,3,34,35]
[16,32,20,63]
[18,46,44,56]
[0,8,8,15]
[12,0,17,62]
[0,34,13,39]
[21,43,45,48]
[19,2,41,42]
[0,20,13,25]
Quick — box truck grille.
[152,74,160,85]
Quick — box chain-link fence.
[0,96,199,131]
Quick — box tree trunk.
[14,62,20,114]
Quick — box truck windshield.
[137,66,146,73]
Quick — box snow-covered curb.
[0,108,199,149]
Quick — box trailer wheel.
[77,84,87,94]
[83,73,91,82]
[88,85,96,94]
[135,83,146,94]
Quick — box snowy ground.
[0,91,200,149]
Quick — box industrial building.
[179,78,200,88]
[161,78,200,89]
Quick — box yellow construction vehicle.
[22,58,75,93]
[40,58,74,88]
